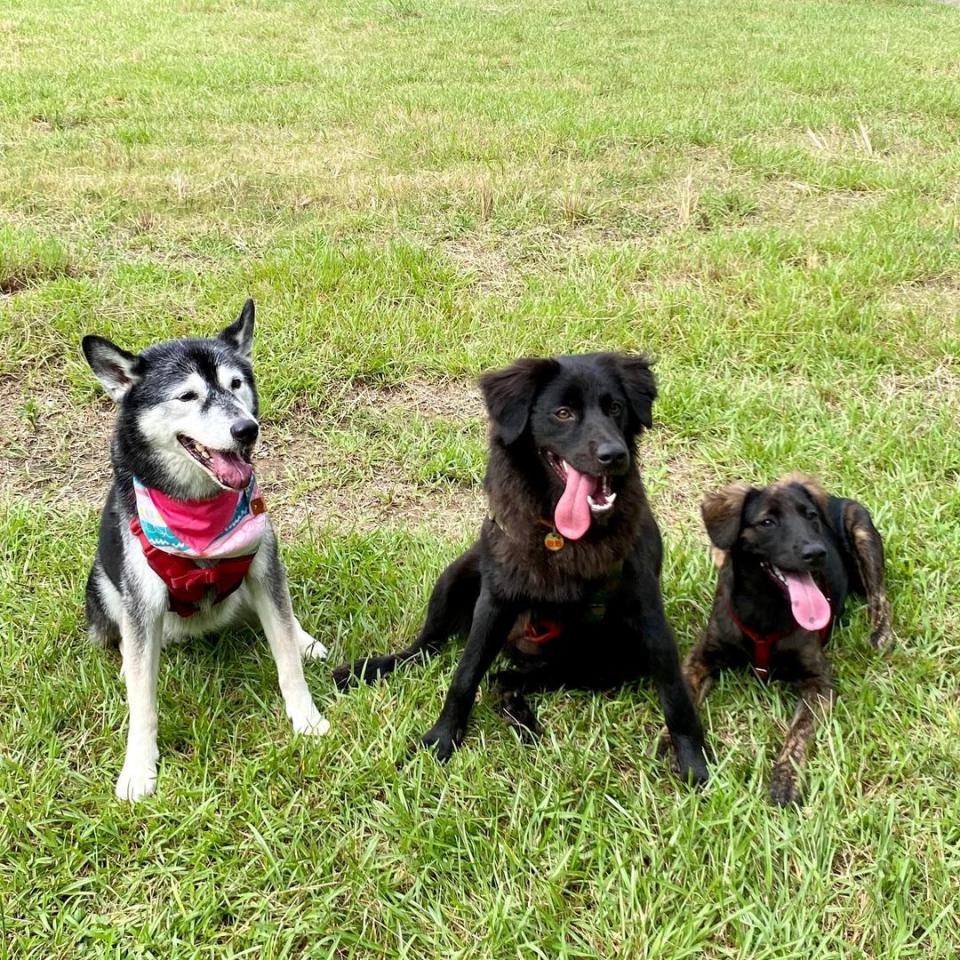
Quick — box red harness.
[130,517,254,618]
[729,605,832,682]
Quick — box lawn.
[2,0,960,955]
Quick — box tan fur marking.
[775,472,829,512]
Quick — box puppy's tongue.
[782,570,831,631]
[554,464,598,540]
[209,450,254,491]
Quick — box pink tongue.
[209,450,254,491]
[782,571,831,631]
[554,464,598,541]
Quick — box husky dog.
[83,300,329,802]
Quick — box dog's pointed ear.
[701,482,752,550]
[219,298,255,359]
[616,354,657,430]
[81,335,143,402]
[479,357,558,446]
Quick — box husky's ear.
[614,354,657,431]
[479,357,559,446]
[701,482,752,550]
[219,299,255,359]
[81,336,143,402]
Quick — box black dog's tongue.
[209,450,253,490]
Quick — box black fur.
[682,474,892,805]
[333,353,708,784]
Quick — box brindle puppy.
[333,353,709,785]
[681,474,892,806]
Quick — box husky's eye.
[609,400,623,417]
[554,407,575,422]
[177,391,198,402]
[230,377,242,390]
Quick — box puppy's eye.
[554,407,575,422]
[609,401,623,417]
[177,391,198,402]
[805,510,819,522]
[230,377,242,390]
[759,517,777,528]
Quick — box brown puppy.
[682,474,892,806]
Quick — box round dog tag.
[544,530,565,552]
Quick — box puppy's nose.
[800,542,826,565]
[596,442,628,470]
[231,419,259,445]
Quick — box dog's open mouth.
[178,434,254,491]
[543,450,616,541]
[763,562,831,632]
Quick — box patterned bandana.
[132,477,266,560]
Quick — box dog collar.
[487,510,566,552]
[728,603,832,682]
[130,477,266,617]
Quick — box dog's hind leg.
[843,501,893,651]
[770,671,835,808]
[332,544,482,689]
[490,666,555,743]
[86,563,121,649]
[293,619,329,662]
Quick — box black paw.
[331,662,357,691]
[499,693,542,744]
[418,723,464,762]
[869,624,895,652]
[770,764,802,807]
[673,739,709,787]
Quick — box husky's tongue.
[782,570,831,631]
[209,450,254,491]
[554,464,599,540]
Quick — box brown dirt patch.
[0,373,710,544]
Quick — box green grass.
[3,0,960,955]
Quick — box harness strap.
[729,604,832,682]
[131,517,255,617]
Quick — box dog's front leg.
[770,675,835,807]
[248,544,329,737]
[116,607,162,801]
[419,588,518,761]
[631,584,709,785]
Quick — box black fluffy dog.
[681,474,892,805]
[333,353,709,784]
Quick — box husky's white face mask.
[82,300,263,498]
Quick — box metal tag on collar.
[544,530,565,552]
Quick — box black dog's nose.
[596,442,628,469]
[800,542,826,564]
[231,419,259,445]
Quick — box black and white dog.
[83,300,329,802]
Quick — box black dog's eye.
[805,510,819,522]
[759,517,777,528]
[230,377,242,390]
[554,407,575,422]
[609,400,623,417]
[177,390,198,402]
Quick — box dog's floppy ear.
[219,298,255,359]
[81,336,143,402]
[479,357,558,446]
[616,354,657,430]
[701,482,752,550]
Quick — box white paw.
[116,764,157,802]
[289,701,330,737]
[296,627,329,662]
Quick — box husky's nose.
[596,441,628,471]
[231,419,259,445]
